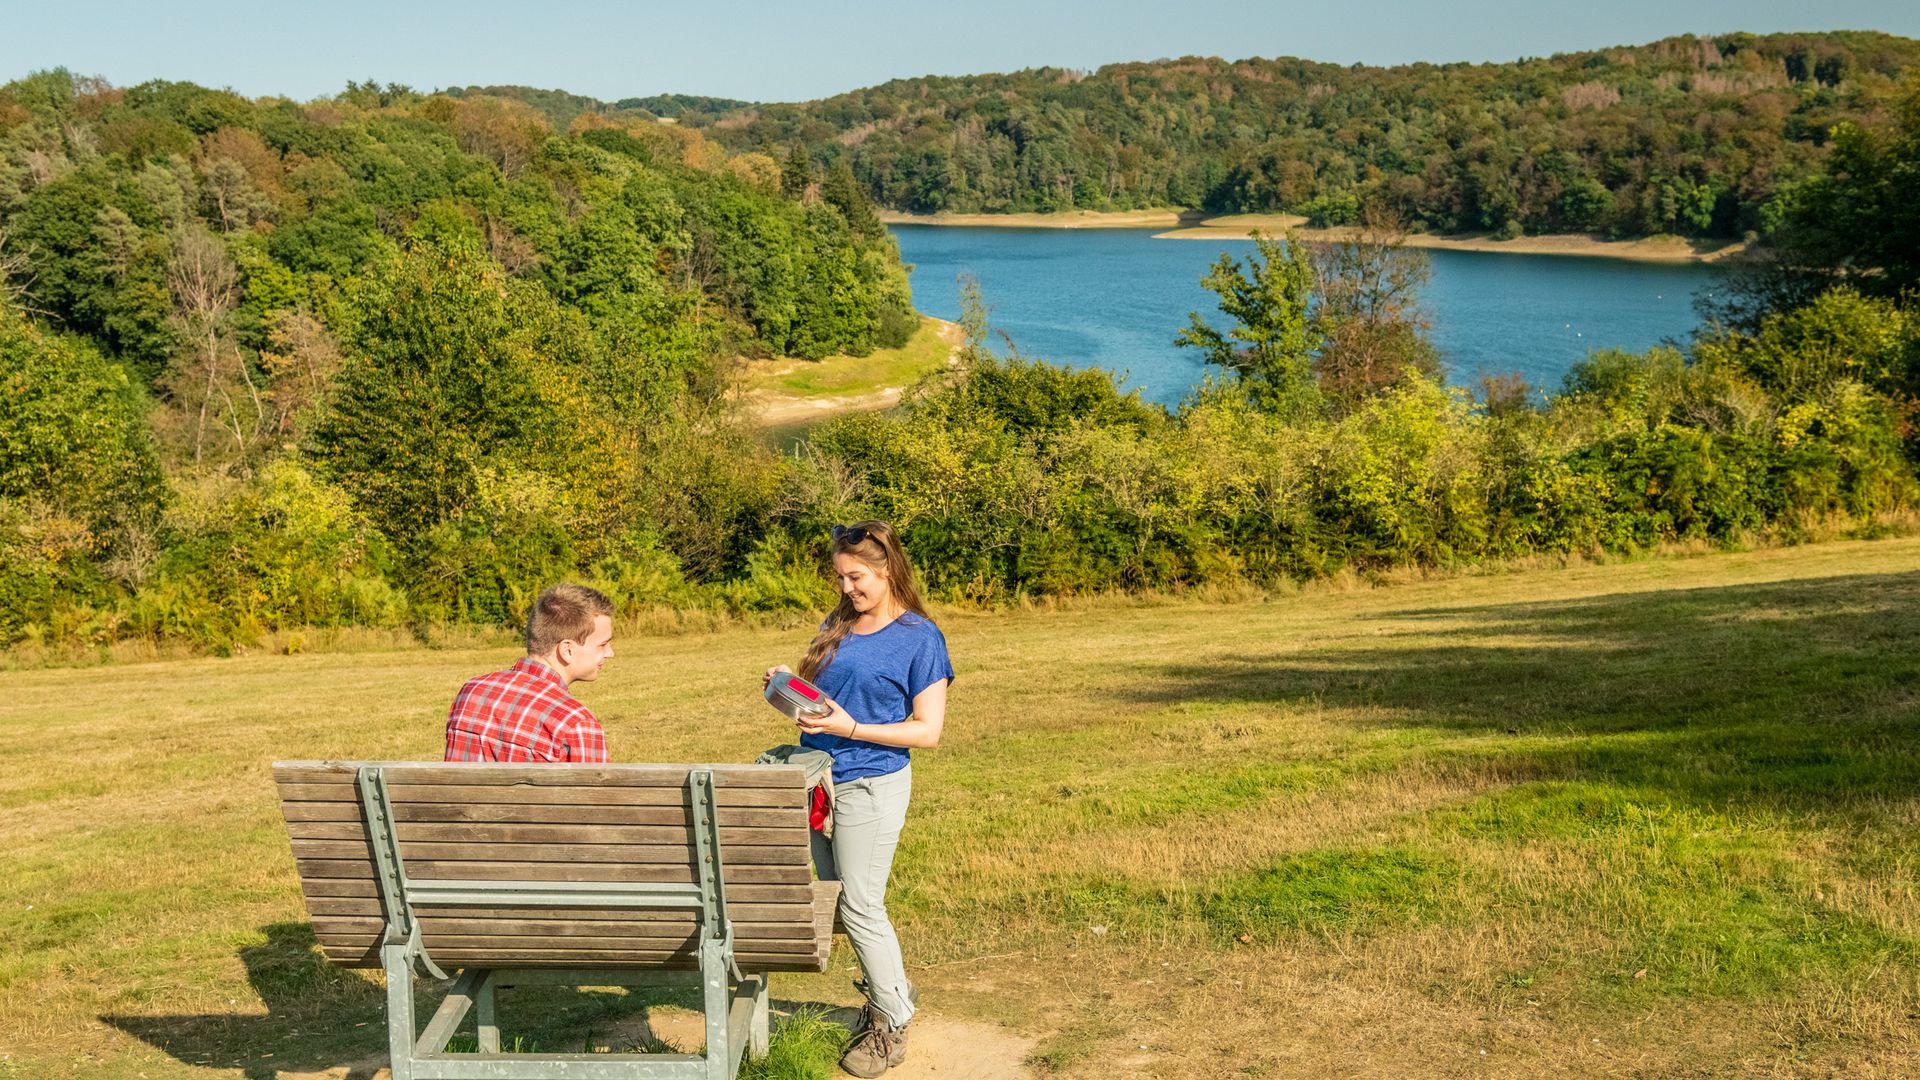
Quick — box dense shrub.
[129,460,405,649]
[0,302,165,643]
[0,301,166,538]
[798,331,1916,599]
[0,500,117,647]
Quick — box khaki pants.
[810,765,915,1027]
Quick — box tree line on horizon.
[0,62,1916,655]
[673,30,1919,240]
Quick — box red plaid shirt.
[444,657,608,763]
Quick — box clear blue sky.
[5,0,1918,104]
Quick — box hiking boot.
[848,978,918,1038]
[839,1007,907,1077]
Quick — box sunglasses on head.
[831,524,870,546]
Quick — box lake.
[891,225,1719,407]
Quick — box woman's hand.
[797,700,859,740]
[762,664,793,692]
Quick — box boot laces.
[858,1010,901,1058]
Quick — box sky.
[4,0,1919,105]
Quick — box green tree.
[1708,77,1920,327]
[781,144,813,200]
[1177,231,1322,416]
[307,236,602,551]
[0,299,165,573]
[1780,79,1920,297]
[1308,214,1442,411]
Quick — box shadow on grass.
[103,922,859,1077]
[1125,570,1920,815]
[102,922,388,1078]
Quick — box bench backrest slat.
[274,761,836,973]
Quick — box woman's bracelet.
[850,721,860,740]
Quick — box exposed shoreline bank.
[880,208,1202,230]
[881,209,1746,263]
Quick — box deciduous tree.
[1178,230,1322,416]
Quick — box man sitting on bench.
[445,583,616,762]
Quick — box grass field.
[2,537,1919,1077]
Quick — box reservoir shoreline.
[880,210,1746,264]
[887,224,1711,407]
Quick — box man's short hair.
[525,584,615,655]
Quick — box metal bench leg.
[382,943,416,1080]
[475,971,500,1053]
[750,974,770,1058]
[701,937,731,1080]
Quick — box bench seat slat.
[318,948,829,972]
[285,821,807,846]
[274,762,802,787]
[296,858,811,884]
[280,802,803,827]
[315,932,824,953]
[277,782,805,808]
[289,838,809,865]
[410,937,817,953]
[305,899,817,922]
[307,884,837,931]
[278,782,804,808]
[310,916,818,940]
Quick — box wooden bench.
[274,761,839,1080]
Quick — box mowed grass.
[741,315,957,400]
[2,538,1919,1077]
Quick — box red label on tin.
[789,678,822,701]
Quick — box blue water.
[891,226,1717,407]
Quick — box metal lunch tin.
[765,671,833,721]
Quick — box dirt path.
[280,1003,1037,1080]
[742,320,966,428]
[649,1005,1037,1079]
[747,383,916,426]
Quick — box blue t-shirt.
[801,612,954,782]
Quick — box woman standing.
[765,521,952,1078]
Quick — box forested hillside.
[0,70,911,645]
[1,55,1916,654]
[687,31,1920,239]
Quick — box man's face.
[558,615,615,683]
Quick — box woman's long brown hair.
[797,520,930,682]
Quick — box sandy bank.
[879,208,1743,263]
[1158,221,1747,263]
[881,208,1203,229]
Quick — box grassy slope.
[2,538,1918,1077]
[739,315,958,404]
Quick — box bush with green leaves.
[129,460,405,649]
[0,301,165,644]
[0,300,166,539]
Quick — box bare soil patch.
[741,319,965,427]
[641,1001,1036,1079]
[880,209,1203,229]
[1157,219,1747,263]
